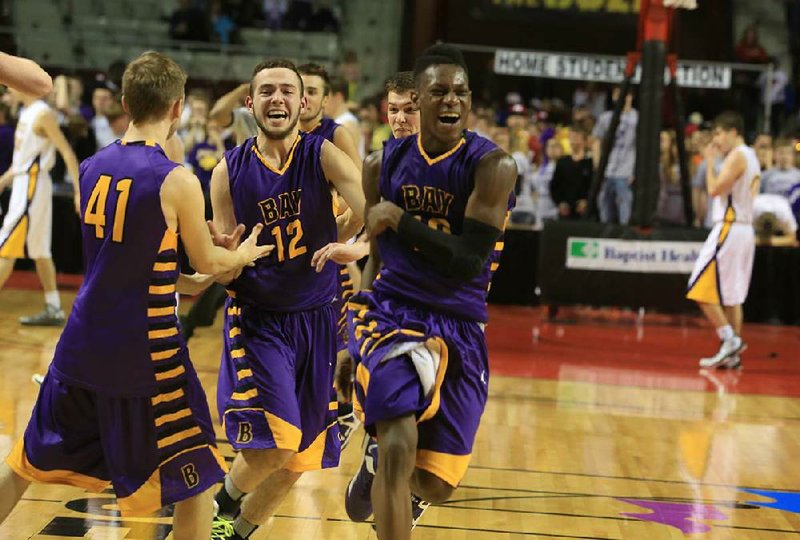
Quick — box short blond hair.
[122,51,186,124]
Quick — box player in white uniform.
[0,88,80,325]
[686,112,759,369]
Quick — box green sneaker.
[210,515,235,539]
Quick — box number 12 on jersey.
[83,175,133,243]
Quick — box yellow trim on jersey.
[154,365,186,382]
[152,388,185,405]
[251,134,302,175]
[155,408,193,427]
[495,241,505,251]
[0,215,28,258]
[686,258,721,305]
[26,162,39,201]
[148,327,179,340]
[159,229,178,252]
[418,337,449,423]
[229,327,242,338]
[237,368,253,380]
[227,305,241,316]
[116,469,161,516]
[149,284,176,295]
[284,420,337,472]
[148,306,175,318]
[151,348,180,361]
[231,348,246,359]
[417,134,466,166]
[6,438,110,492]
[153,262,177,272]
[231,388,259,401]
[490,262,499,272]
[265,411,303,451]
[157,426,203,449]
[416,449,472,488]
[356,363,371,394]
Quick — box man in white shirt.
[324,77,364,158]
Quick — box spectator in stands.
[169,0,210,41]
[262,0,289,29]
[572,104,595,136]
[691,136,721,228]
[283,0,313,30]
[551,125,593,221]
[593,86,638,225]
[468,103,493,139]
[308,0,340,32]
[338,50,361,105]
[758,58,789,136]
[105,99,129,142]
[90,84,115,149]
[211,0,239,44]
[325,77,363,158]
[754,133,774,171]
[656,130,685,226]
[533,137,563,228]
[762,138,800,196]
[735,25,770,64]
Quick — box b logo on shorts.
[237,422,253,444]
[181,463,200,488]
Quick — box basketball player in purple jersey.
[311,71,421,447]
[344,45,517,539]
[0,52,271,539]
[209,59,365,540]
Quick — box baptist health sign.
[566,237,704,273]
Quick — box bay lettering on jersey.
[258,189,302,226]
[401,185,455,217]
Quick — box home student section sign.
[494,49,732,89]
[566,237,704,273]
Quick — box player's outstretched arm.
[176,272,216,295]
[359,150,383,289]
[321,139,366,233]
[162,166,272,275]
[209,83,249,128]
[367,150,517,281]
[36,110,80,213]
[0,52,52,97]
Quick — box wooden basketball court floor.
[1,279,800,539]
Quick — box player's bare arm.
[0,52,52,97]
[333,125,363,172]
[368,149,516,280]
[706,146,746,197]
[35,110,80,214]
[321,139,365,230]
[164,134,185,163]
[162,165,271,275]
[209,83,249,128]
[359,150,384,289]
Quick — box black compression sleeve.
[397,213,502,280]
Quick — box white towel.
[383,340,441,398]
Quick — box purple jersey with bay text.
[226,134,337,311]
[374,131,507,322]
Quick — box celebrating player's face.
[300,74,327,123]
[387,91,419,139]
[712,126,737,154]
[248,68,306,140]
[417,65,471,142]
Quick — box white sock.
[233,515,258,538]
[44,291,61,310]
[716,324,734,341]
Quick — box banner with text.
[494,49,732,89]
[480,0,640,17]
[566,237,704,273]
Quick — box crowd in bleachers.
[1,57,798,249]
[168,0,341,44]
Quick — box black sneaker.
[345,436,377,522]
[411,493,431,529]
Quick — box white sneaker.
[31,373,44,385]
[699,337,746,368]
